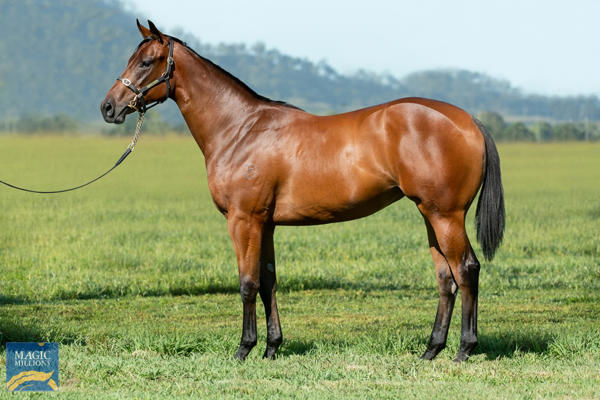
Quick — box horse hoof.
[263,347,278,360]
[234,346,253,361]
[420,343,445,360]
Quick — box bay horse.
[101,20,505,362]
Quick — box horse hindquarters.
[415,118,504,361]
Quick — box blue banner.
[6,342,59,391]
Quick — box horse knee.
[240,276,259,304]
[437,267,458,295]
[241,337,258,349]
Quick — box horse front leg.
[259,223,283,359]
[228,211,265,361]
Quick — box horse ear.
[136,19,152,38]
[147,20,164,44]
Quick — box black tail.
[473,118,505,261]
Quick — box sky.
[125,0,600,96]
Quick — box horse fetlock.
[267,334,283,347]
[241,338,258,348]
[460,335,478,349]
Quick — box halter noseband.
[117,37,175,113]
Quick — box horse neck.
[171,45,262,160]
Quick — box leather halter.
[117,38,175,113]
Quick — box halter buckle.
[127,99,139,112]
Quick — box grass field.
[0,135,598,399]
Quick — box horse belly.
[272,174,403,225]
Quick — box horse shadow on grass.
[473,331,552,360]
[0,294,32,306]
[0,318,86,346]
[278,339,320,357]
[277,332,553,360]
[0,277,418,305]
[0,283,241,306]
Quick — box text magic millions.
[13,350,53,368]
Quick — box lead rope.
[128,111,145,151]
[0,112,145,194]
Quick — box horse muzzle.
[101,97,130,124]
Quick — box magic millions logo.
[6,342,59,392]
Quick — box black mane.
[138,36,301,110]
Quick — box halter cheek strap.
[117,37,175,113]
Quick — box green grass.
[0,135,598,398]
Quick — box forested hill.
[1,0,599,122]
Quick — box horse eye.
[140,59,153,68]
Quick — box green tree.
[14,113,78,133]
[531,121,553,142]
[502,122,535,141]
[553,123,585,141]
[476,111,506,140]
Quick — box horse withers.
[101,20,505,362]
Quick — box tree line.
[2,110,598,142]
[1,0,600,124]
[0,112,184,135]
[476,111,600,142]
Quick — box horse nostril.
[103,100,114,117]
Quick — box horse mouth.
[114,108,128,124]
[109,105,133,124]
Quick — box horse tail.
[473,118,505,261]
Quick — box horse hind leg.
[420,215,458,360]
[420,207,481,362]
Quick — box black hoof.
[262,344,281,360]
[234,344,254,361]
[262,349,277,360]
[262,337,282,360]
[453,340,477,362]
[420,343,445,360]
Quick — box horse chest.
[206,165,272,216]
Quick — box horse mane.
[158,36,302,111]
